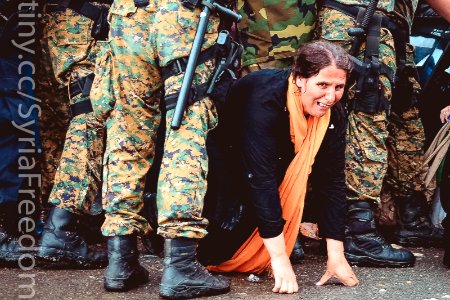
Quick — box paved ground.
[2,240,449,300]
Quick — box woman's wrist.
[262,233,288,259]
[325,238,345,258]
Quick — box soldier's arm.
[426,0,450,22]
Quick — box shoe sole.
[104,267,149,292]
[345,252,414,268]
[159,285,230,299]
[37,247,107,269]
[396,236,443,248]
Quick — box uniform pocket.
[90,42,115,123]
[53,9,93,46]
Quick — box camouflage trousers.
[92,0,218,237]
[385,42,425,199]
[317,7,396,203]
[42,6,106,215]
[318,7,427,205]
[36,36,69,210]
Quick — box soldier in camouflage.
[37,1,112,269]
[316,0,449,267]
[237,0,317,75]
[384,0,444,247]
[90,0,230,296]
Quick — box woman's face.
[295,65,347,117]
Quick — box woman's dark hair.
[292,40,353,79]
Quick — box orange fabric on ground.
[208,75,330,274]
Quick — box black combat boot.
[38,207,107,268]
[289,235,305,264]
[160,238,230,299]
[394,192,444,247]
[344,201,415,267]
[104,235,149,291]
[0,204,36,267]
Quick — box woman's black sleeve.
[236,83,286,239]
[310,103,347,241]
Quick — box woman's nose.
[324,89,336,101]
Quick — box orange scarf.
[208,74,330,274]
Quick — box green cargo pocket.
[90,42,115,124]
[54,9,93,46]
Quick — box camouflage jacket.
[331,0,418,30]
[332,0,395,13]
[237,0,317,67]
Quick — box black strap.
[69,73,95,99]
[364,13,382,60]
[133,0,150,7]
[46,0,112,20]
[164,82,210,111]
[68,73,95,118]
[69,100,94,118]
[161,46,217,81]
[321,0,408,66]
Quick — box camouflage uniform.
[41,3,108,216]
[316,0,417,203]
[238,0,317,75]
[91,0,218,238]
[384,2,425,200]
[36,27,70,213]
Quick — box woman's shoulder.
[232,69,291,105]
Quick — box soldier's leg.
[35,34,69,217]
[317,6,414,267]
[37,4,108,268]
[386,45,443,246]
[155,1,230,298]
[98,3,161,292]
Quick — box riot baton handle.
[348,0,379,56]
[170,0,241,130]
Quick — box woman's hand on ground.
[262,233,299,294]
[316,238,359,287]
[270,253,299,294]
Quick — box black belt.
[67,73,95,118]
[46,1,109,20]
[161,46,217,81]
[69,73,95,99]
[164,82,210,111]
[133,0,149,7]
[69,100,94,118]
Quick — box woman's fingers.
[337,272,359,287]
[316,269,359,287]
[316,271,332,286]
